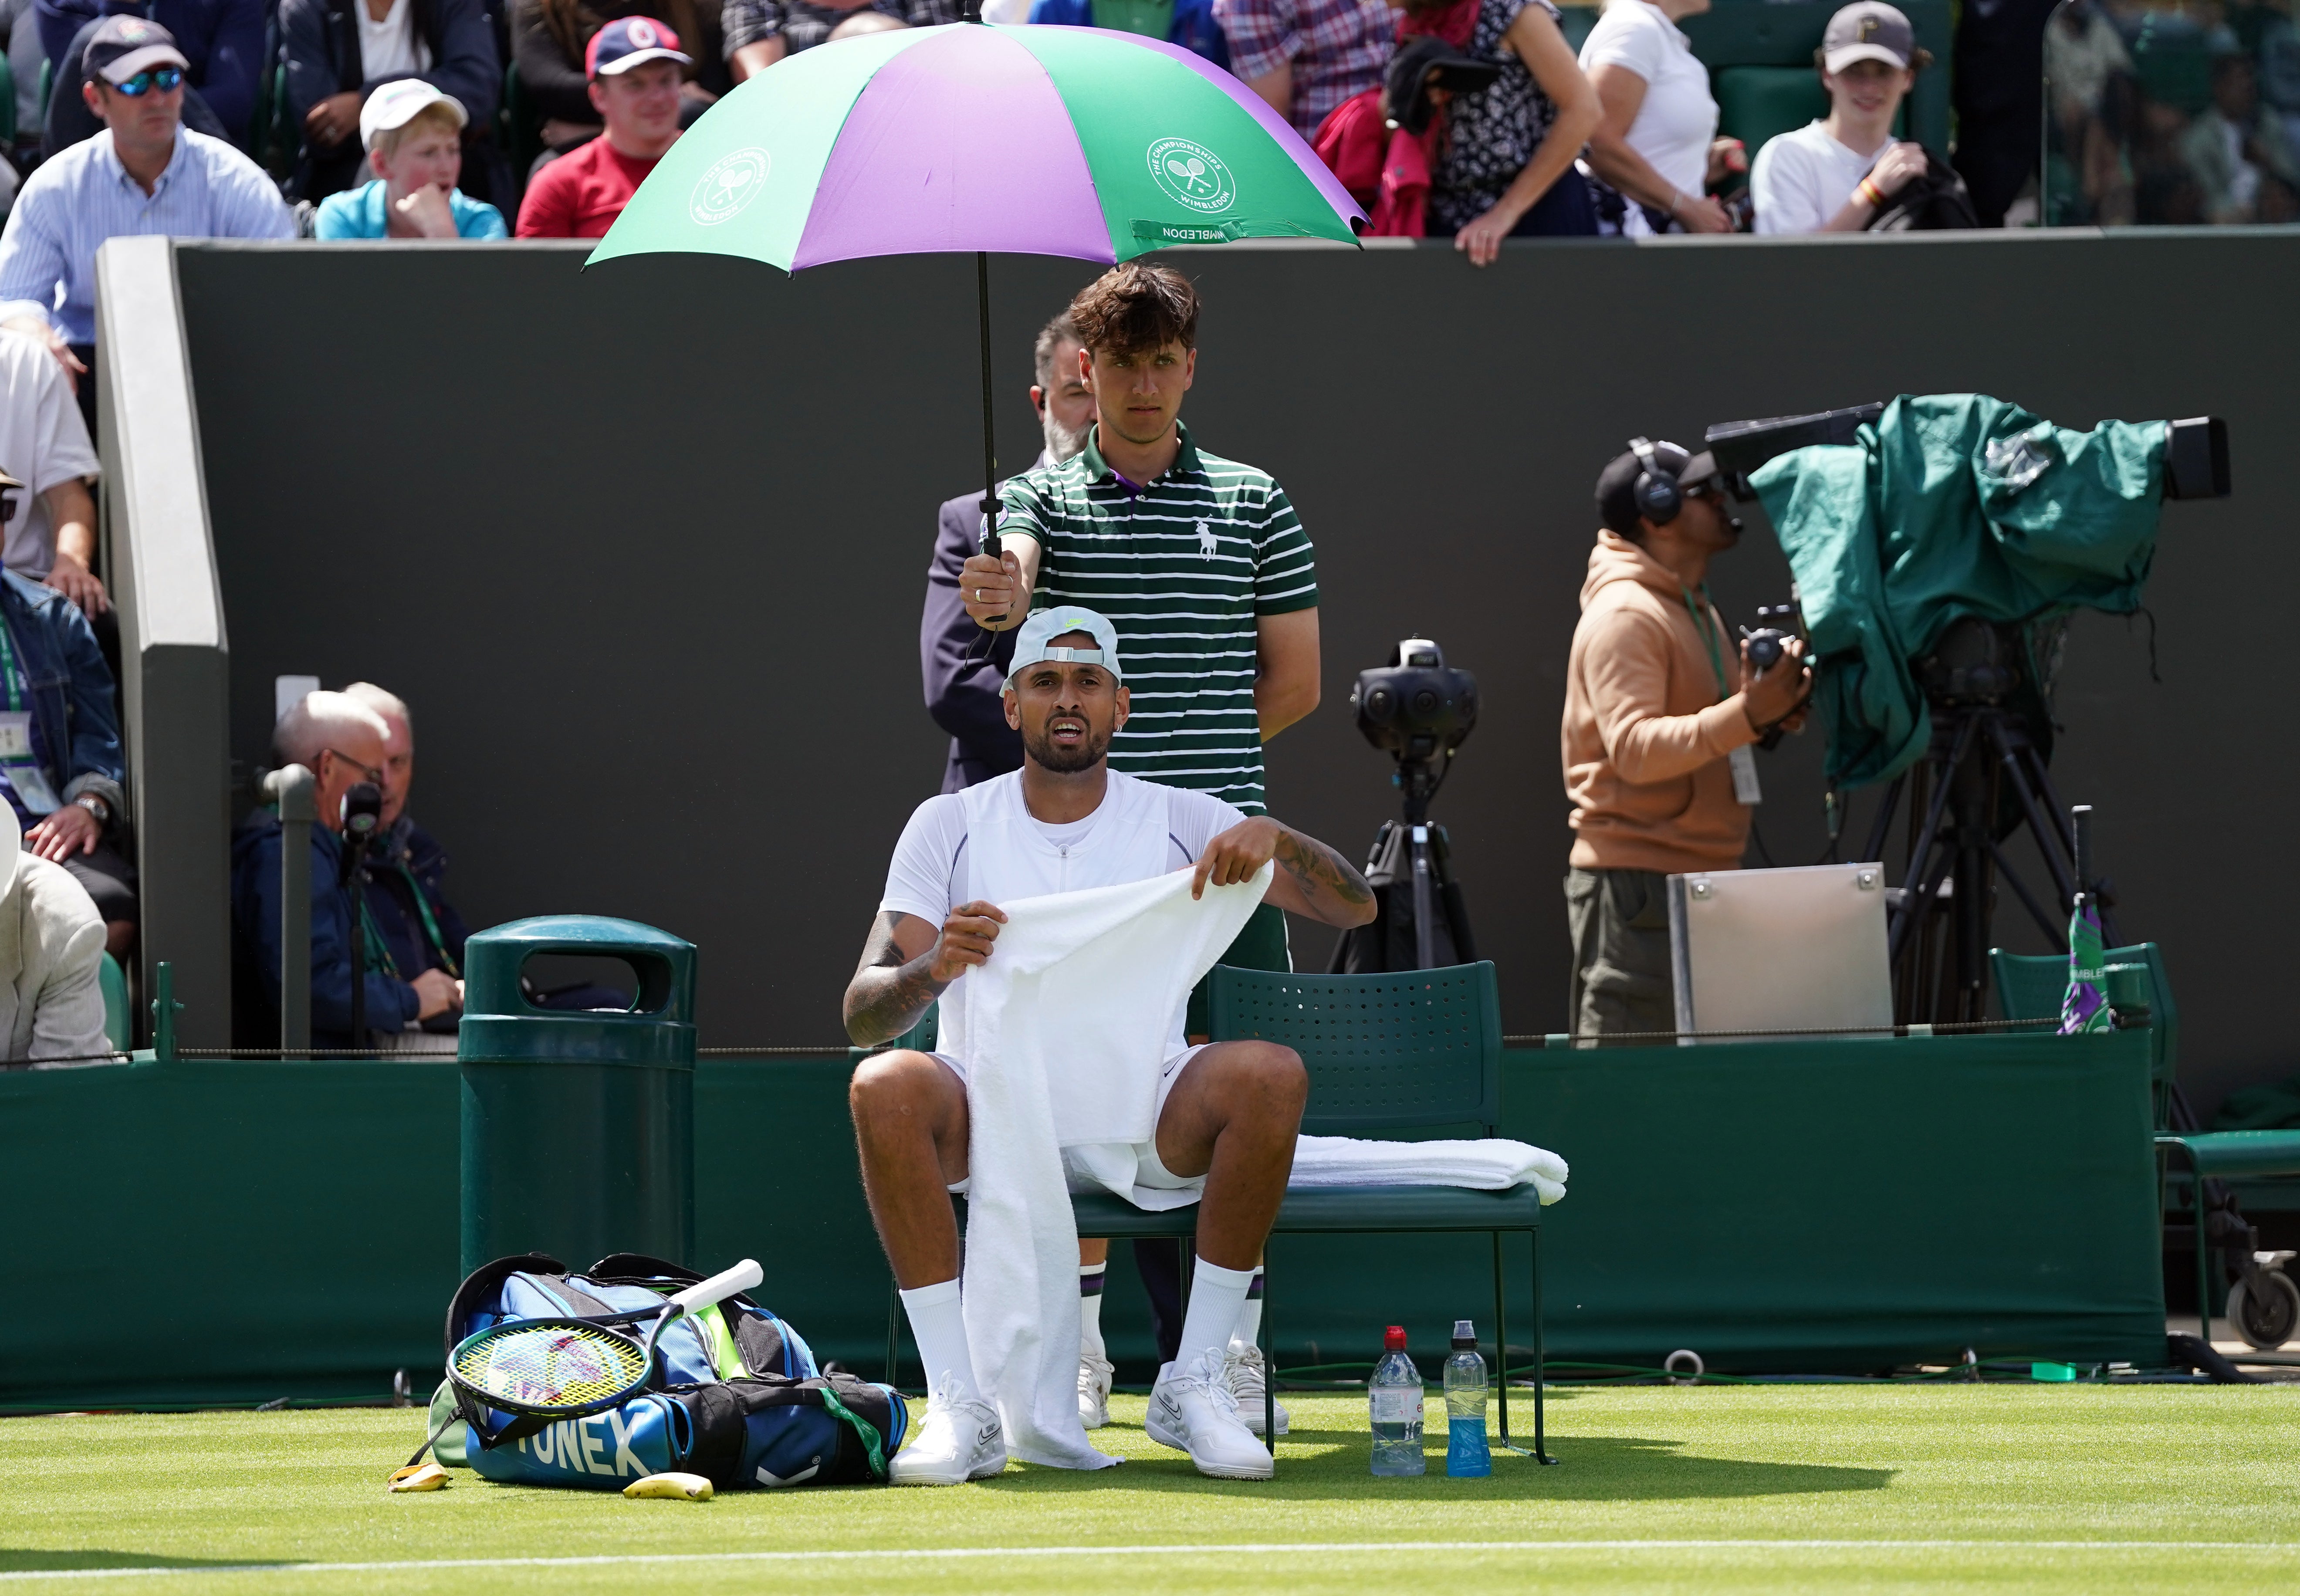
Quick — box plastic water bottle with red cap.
[1369,1325,1425,1476]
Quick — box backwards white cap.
[1002,606,1123,693]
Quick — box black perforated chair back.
[1206,961,1502,1136]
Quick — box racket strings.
[454,1322,650,1410]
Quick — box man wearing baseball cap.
[515,17,689,239]
[1748,1,1935,233]
[313,80,508,239]
[0,15,291,423]
[845,606,1373,1484]
[1562,440,1810,1039]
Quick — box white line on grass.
[7,1541,2299,1581]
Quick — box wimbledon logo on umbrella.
[1147,138,1236,215]
[690,148,772,226]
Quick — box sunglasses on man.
[112,66,185,97]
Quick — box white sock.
[1174,1258,1255,1379]
[1079,1262,1107,1363]
[898,1279,983,1406]
[1229,1267,1265,1351]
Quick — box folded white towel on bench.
[1290,1135,1568,1205]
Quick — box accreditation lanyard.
[1681,584,1763,806]
[1680,585,1731,701]
[0,623,60,814]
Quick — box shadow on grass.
[986,1430,1894,1502]
[0,1551,294,1572]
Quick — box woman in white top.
[1577,0,1745,233]
[1749,0,1933,233]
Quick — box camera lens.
[1411,689,1439,717]
[1366,687,1396,721]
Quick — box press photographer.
[1563,439,1809,1038]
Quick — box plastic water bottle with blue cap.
[1444,1319,1491,1477]
[1369,1325,1424,1475]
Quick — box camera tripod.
[1329,751,1479,974]
[1855,624,2115,1023]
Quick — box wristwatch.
[74,794,109,826]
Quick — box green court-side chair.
[881,961,1554,1470]
[1992,943,2300,1340]
[98,952,129,1053]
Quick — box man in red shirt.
[515,17,687,239]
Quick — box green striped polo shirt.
[996,422,1318,815]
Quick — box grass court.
[3,1385,2296,1592]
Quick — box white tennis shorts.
[933,1043,1208,1201]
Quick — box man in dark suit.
[919,311,1094,794]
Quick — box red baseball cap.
[586,17,691,78]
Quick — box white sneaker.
[1147,1349,1274,1480]
[1223,1342,1290,1437]
[1078,1349,1115,1430]
[890,1377,1006,1486]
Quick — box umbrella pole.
[975,249,1008,622]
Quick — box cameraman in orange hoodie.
[1561,440,1811,1039]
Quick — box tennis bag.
[443,1253,906,1490]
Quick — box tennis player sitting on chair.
[845,607,1376,1485]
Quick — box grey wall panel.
[171,231,2297,1112]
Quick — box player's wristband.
[1858,177,1887,210]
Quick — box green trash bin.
[458,915,697,1277]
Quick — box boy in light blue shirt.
[313,79,505,241]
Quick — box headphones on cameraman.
[1627,437,1683,526]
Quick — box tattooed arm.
[1190,817,1377,929]
[842,902,1009,1047]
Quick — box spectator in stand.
[278,0,506,207]
[1215,0,1394,141]
[0,511,134,960]
[826,5,900,34]
[722,0,957,81]
[1749,2,1932,234]
[1027,0,1228,69]
[338,683,471,1033]
[1390,0,1602,257]
[314,79,509,237]
[6,0,47,160]
[1949,0,2054,228]
[516,16,687,236]
[921,311,1096,797]
[38,0,260,156]
[0,805,113,1063]
[514,0,723,155]
[0,17,291,433]
[2179,52,2300,224]
[41,10,234,158]
[231,692,464,1049]
[1577,0,1741,233]
[0,332,103,622]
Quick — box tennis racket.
[398,1257,762,1474]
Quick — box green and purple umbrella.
[588,22,1362,271]
[587,19,1363,537]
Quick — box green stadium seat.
[37,55,48,125]
[1712,66,1829,159]
[881,961,1554,1469]
[0,55,16,149]
[99,952,129,1053]
[1992,943,2300,1335]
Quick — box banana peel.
[386,1462,450,1493]
[624,1471,714,1501]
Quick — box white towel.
[959,864,1271,1471]
[1290,1135,1569,1205]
